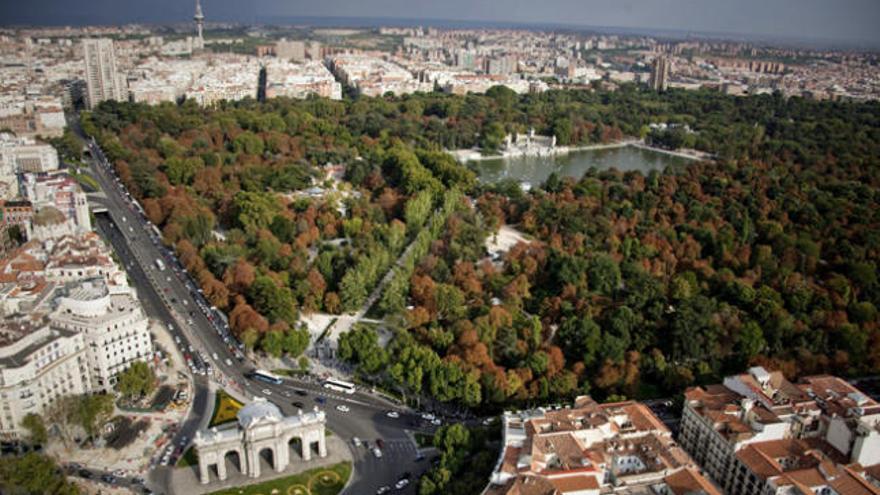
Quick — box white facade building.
[49,279,152,393]
[0,133,60,199]
[679,367,880,494]
[0,319,89,440]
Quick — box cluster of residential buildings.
[1,14,877,119]
[0,128,153,442]
[486,367,880,495]
[327,53,433,96]
[0,65,154,441]
[0,276,152,440]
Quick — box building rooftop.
[661,466,723,495]
[0,318,76,369]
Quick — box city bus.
[323,378,356,395]
[251,369,283,385]
[155,259,166,271]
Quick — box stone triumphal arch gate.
[194,398,328,483]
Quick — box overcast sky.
[2,0,879,47]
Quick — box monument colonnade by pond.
[194,398,328,483]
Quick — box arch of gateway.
[193,398,328,483]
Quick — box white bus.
[155,259,166,271]
[251,369,283,385]
[323,378,356,395]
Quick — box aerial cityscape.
[0,0,879,494]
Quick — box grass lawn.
[206,461,351,495]
[210,390,243,427]
[177,446,198,467]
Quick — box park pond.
[472,144,694,186]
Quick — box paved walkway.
[167,435,350,495]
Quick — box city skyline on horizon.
[1,0,880,50]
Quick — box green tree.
[282,327,311,357]
[261,330,285,358]
[165,156,204,185]
[20,413,48,445]
[116,361,157,400]
[479,121,506,154]
[249,275,298,325]
[0,453,80,495]
[75,394,114,441]
[232,191,283,233]
[337,325,389,375]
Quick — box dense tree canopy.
[86,85,880,407]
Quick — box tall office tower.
[650,56,670,91]
[82,38,123,109]
[194,0,205,50]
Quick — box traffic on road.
[84,137,451,494]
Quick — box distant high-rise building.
[485,56,516,75]
[82,38,123,109]
[455,49,476,70]
[650,55,670,91]
[306,41,322,61]
[193,0,205,50]
[276,40,306,62]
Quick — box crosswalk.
[352,438,419,465]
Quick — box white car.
[212,353,219,361]
[386,411,400,419]
[225,358,233,366]
[262,389,272,396]
[352,437,361,447]
[395,479,410,489]
[336,405,350,412]
[421,413,435,421]
[431,418,442,426]
[373,447,382,458]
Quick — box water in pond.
[473,145,691,185]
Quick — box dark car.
[376,438,385,449]
[78,469,93,479]
[292,401,305,409]
[315,396,326,404]
[101,474,116,484]
[294,389,307,396]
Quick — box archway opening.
[288,436,303,460]
[224,450,243,475]
[308,440,320,458]
[258,447,275,472]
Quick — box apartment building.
[679,366,880,495]
[485,395,720,495]
[49,279,152,393]
[82,38,124,109]
[0,318,89,440]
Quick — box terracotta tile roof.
[547,474,600,493]
[502,475,559,495]
[827,468,880,495]
[663,467,722,495]
[865,464,880,484]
